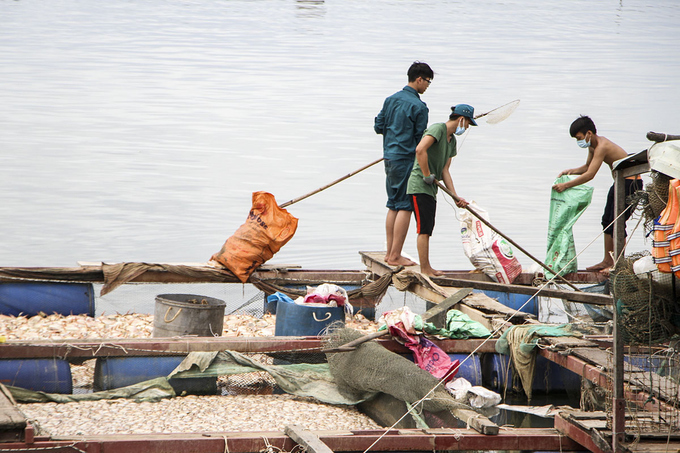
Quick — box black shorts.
[602,178,643,236]
[412,193,436,236]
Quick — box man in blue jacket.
[374,61,433,266]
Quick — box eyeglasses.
[423,78,432,84]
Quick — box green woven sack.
[545,175,593,278]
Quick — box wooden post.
[612,170,626,452]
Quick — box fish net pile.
[610,251,680,345]
[324,326,467,414]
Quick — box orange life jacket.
[669,185,680,277]
[652,179,680,273]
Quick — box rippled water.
[1,0,679,271]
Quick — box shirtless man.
[553,115,642,271]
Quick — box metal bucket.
[0,358,73,394]
[0,282,94,317]
[152,294,225,338]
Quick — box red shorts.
[412,193,437,236]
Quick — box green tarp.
[416,309,492,339]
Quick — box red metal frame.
[1,427,583,453]
[554,413,607,453]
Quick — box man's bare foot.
[421,267,444,277]
[386,255,417,266]
[586,260,613,271]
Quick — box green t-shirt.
[407,122,457,198]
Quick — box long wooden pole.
[435,181,581,291]
[278,157,384,209]
[278,102,519,210]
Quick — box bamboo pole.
[435,181,581,291]
[278,157,384,209]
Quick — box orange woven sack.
[211,191,298,283]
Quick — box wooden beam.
[449,408,499,435]
[0,428,583,453]
[432,276,613,306]
[285,425,335,453]
[322,288,473,353]
[0,337,498,359]
[421,288,472,328]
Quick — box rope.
[250,267,396,305]
[363,193,644,453]
[163,307,182,323]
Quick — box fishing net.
[635,171,672,232]
[609,251,680,345]
[481,99,520,125]
[324,327,468,414]
[605,347,680,437]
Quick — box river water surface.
[2,0,679,271]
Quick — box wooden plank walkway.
[359,251,612,306]
[359,251,539,333]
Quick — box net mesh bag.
[638,171,672,232]
[610,251,680,345]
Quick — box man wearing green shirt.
[407,104,476,277]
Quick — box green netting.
[610,252,680,345]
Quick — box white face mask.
[576,132,591,148]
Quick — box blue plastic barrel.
[403,353,482,385]
[0,282,95,317]
[475,289,537,316]
[0,359,73,393]
[274,301,345,336]
[482,353,581,393]
[449,353,482,385]
[625,355,666,372]
[94,356,216,395]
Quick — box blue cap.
[452,104,478,126]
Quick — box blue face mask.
[577,133,591,148]
[454,119,466,136]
